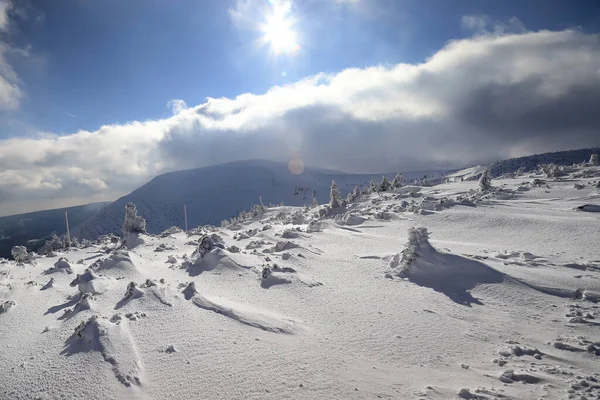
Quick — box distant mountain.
[489,148,600,177]
[0,202,109,259]
[443,148,600,183]
[71,160,445,239]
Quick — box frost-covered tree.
[391,173,404,189]
[369,180,379,193]
[39,233,64,255]
[346,185,360,204]
[11,246,29,262]
[380,176,391,192]
[330,180,343,208]
[479,169,492,192]
[123,202,146,234]
[590,153,599,166]
[539,163,562,178]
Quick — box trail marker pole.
[65,211,71,248]
[184,205,188,231]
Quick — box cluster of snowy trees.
[329,173,405,209]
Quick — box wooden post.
[184,204,188,231]
[65,211,71,247]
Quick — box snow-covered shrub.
[11,246,29,263]
[330,180,343,208]
[123,202,146,234]
[590,153,599,166]
[380,176,391,192]
[346,186,360,204]
[396,227,430,278]
[369,180,379,193]
[39,234,65,255]
[391,173,404,189]
[195,235,215,259]
[479,169,492,192]
[539,163,563,178]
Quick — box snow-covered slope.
[71,160,442,240]
[2,164,600,399]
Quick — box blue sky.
[1,0,600,215]
[5,0,599,136]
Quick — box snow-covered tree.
[369,180,379,193]
[391,173,404,189]
[123,202,146,234]
[330,180,343,208]
[590,153,599,166]
[346,186,360,203]
[539,163,562,178]
[380,176,391,192]
[479,169,492,192]
[39,233,64,255]
[11,246,29,262]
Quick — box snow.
[1,164,600,399]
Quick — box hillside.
[1,163,599,399]
[0,202,109,259]
[71,160,443,240]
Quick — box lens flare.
[259,1,300,55]
[288,158,305,175]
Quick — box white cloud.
[1,29,600,214]
[0,1,24,111]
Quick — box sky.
[1,0,600,215]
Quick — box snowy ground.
[1,166,600,400]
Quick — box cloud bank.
[1,29,600,214]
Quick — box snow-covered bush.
[539,163,563,178]
[380,176,391,192]
[39,233,65,255]
[590,153,599,166]
[123,202,146,234]
[479,169,492,192]
[397,227,429,277]
[330,180,343,208]
[196,235,215,259]
[11,245,29,262]
[369,180,379,193]
[391,173,404,189]
[346,186,360,204]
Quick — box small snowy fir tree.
[590,153,599,166]
[391,173,403,189]
[346,185,360,204]
[123,202,146,234]
[479,169,492,192]
[380,176,391,192]
[369,180,379,193]
[539,163,562,178]
[11,245,29,262]
[330,180,343,208]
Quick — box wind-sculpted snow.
[1,162,600,399]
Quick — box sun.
[259,2,300,55]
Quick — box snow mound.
[334,213,366,226]
[190,294,300,334]
[115,282,145,309]
[184,248,250,277]
[44,257,73,274]
[62,315,143,387]
[260,265,292,289]
[70,268,101,294]
[387,227,504,305]
[1,299,15,313]
[92,251,138,276]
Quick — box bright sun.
[259,1,300,55]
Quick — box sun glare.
[259,1,300,55]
